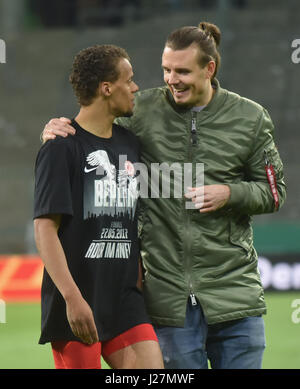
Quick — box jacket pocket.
[229,215,255,261]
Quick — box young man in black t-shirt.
[33,45,163,369]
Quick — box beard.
[172,95,194,109]
[115,108,134,118]
[122,110,134,118]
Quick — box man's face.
[110,58,139,117]
[162,45,211,107]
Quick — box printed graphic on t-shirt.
[83,149,139,261]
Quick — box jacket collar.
[165,78,227,117]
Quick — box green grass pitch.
[0,292,299,369]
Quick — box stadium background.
[0,0,299,369]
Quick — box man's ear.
[100,81,112,96]
[206,60,216,79]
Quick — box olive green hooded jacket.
[116,79,286,326]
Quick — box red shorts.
[51,323,158,369]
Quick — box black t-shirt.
[34,120,150,344]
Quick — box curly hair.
[69,44,130,106]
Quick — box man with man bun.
[43,22,286,369]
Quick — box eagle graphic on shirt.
[83,150,138,220]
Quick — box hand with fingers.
[65,293,99,345]
[185,185,231,213]
[42,117,76,143]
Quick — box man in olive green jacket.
[43,22,286,369]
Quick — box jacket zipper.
[190,291,198,306]
[191,116,197,146]
[186,111,198,306]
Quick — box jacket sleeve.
[226,108,286,215]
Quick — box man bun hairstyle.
[165,21,221,80]
[69,44,130,106]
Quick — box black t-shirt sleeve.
[34,138,74,219]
